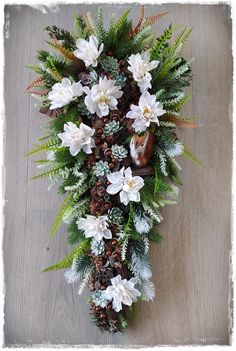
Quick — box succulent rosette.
[27,6,198,333]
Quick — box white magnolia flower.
[48,78,83,110]
[58,122,95,156]
[102,275,141,312]
[83,76,123,118]
[77,215,112,241]
[73,35,104,67]
[107,167,144,206]
[126,91,166,133]
[127,51,159,92]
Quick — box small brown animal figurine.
[130,131,155,167]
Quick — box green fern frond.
[133,25,151,46]
[157,56,182,80]
[86,12,97,34]
[31,166,62,180]
[97,7,107,42]
[173,27,192,53]
[163,93,191,111]
[34,159,50,164]
[150,24,176,60]
[108,13,116,30]
[50,195,74,238]
[173,58,193,79]
[27,139,60,156]
[38,133,52,142]
[183,144,202,165]
[43,239,90,272]
[111,9,131,33]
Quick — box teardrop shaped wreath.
[27,6,199,333]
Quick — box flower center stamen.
[99,95,108,104]
[127,179,135,188]
[143,106,151,119]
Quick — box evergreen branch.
[121,236,129,261]
[159,150,168,176]
[130,240,152,280]
[45,25,76,50]
[143,203,163,223]
[78,266,94,294]
[148,226,163,243]
[143,236,150,254]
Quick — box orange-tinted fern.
[130,5,145,36]
[163,114,198,128]
[25,76,44,91]
[145,12,169,26]
[52,34,83,65]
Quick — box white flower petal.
[83,76,123,118]
[119,190,129,206]
[58,122,95,156]
[103,275,141,312]
[77,215,111,241]
[73,35,103,67]
[107,182,123,195]
[71,81,84,97]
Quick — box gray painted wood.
[3,3,232,346]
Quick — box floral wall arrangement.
[27,6,199,333]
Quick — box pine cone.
[94,268,114,287]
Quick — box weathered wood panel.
[3,3,232,346]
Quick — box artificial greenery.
[27,5,198,334]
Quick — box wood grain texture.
[3,3,232,346]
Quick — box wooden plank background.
[3,3,232,346]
